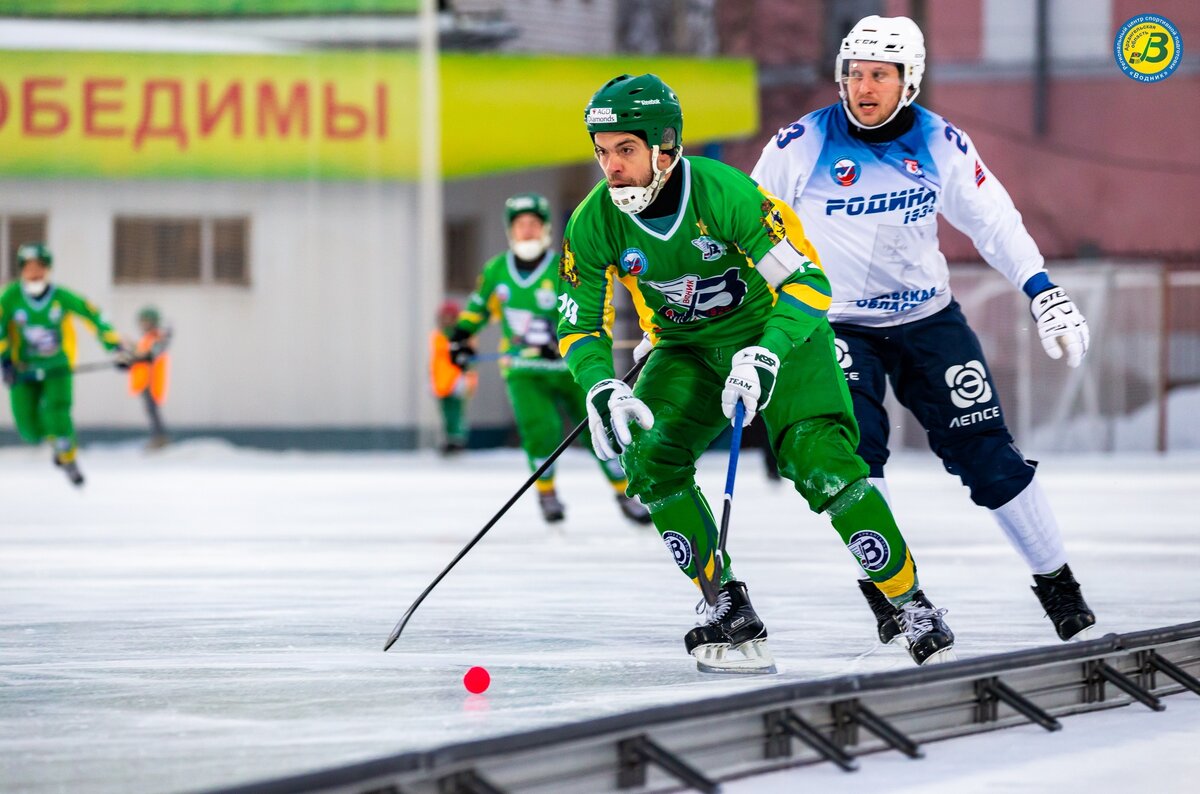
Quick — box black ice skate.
[1032,564,1096,641]
[53,452,84,487]
[684,580,776,674]
[615,494,652,525]
[858,578,906,647]
[898,591,956,665]
[537,490,565,523]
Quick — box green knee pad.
[826,480,919,604]
[646,485,733,589]
[619,423,694,505]
[775,417,869,513]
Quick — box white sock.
[990,478,1068,575]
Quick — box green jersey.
[457,249,566,372]
[0,282,121,370]
[556,156,833,391]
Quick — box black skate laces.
[695,590,733,624]
[899,601,948,640]
[1034,576,1085,619]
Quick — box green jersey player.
[1,243,131,486]
[558,74,956,670]
[448,193,651,527]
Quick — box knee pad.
[776,418,870,513]
[939,432,1035,509]
[619,431,695,506]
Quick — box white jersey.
[751,103,1046,327]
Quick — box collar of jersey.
[506,249,553,289]
[20,284,56,311]
[628,157,692,242]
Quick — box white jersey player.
[752,15,1096,644]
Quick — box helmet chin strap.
[608,144,684,215]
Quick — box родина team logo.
[1114,14,1182,82]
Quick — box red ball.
[463,666,490,694]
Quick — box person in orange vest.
[128,306,170,450]
[430,300,476,454]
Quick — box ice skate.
[537,489,565,523]
[1032,564,1096,642]
[615,493,652,525]
[858,578,907,647]
[898,591,955,665]
[684,580,776,674]
[145,434,170,451]
[53,451,84,487]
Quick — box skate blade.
[1065,625,1095,643]
[918,646,958,666]
[888,634,912,650]
[693,639,777,675]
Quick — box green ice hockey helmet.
[584,73,682,151]
[15,242,52,268]
[504,193,551,227]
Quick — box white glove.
[1031,287,1089,368]
[632,333,654,365]
[721,346,779,427]
[585,379,654,460]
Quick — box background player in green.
[448,193,651,527]
[1,243,131,486]
[559,74,956,670]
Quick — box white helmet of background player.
[836,15,926,130]
[504,192,553,261]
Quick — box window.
[114,216,249,285]
[2,214,48,281]
[444,218,481,292]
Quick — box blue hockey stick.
[699,401,746,601]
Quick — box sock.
[990,478,1068,575]
[827,480,918,605]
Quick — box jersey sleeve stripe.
[781,282,832,312]
[559,331,601,358]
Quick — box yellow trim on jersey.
[459,309,486,324]
[601,265,617,339]
[757,185,825,270]
[62,315,78,366]
[559,331,600,358]
[874,549,917,600]
[617,273,658,341]
[782,282,832,312]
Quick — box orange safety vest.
[430,329,476,398]
[128,330,169,404]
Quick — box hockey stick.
[471,337,641,364]
[15,360,121,383]
[383,357,648,651]
[702,401,746,600]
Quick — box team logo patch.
[903,158,924,177]
[494,283,511,302]
[1114,14,1183,83]
[13,309,27,325]
[661,531,692,570]
[831,156,860,187]
[535,286,557,311]
[620,247,649,276]
[974,159,987,187]
[945,360,993,408]
[848,530,891,573]
[834,337,853,369]
[559,239,580,288]
[49,304,62,322]
[646,267,748,324]
[690,236,726,261]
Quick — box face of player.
[19,259,49,285]
[844,60,905,127]
[509,213,546,243]
[593,132,675,188]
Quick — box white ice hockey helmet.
[836,15,926,129]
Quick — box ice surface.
[1,442,1198,793]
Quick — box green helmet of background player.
[138,306,161,329]
[584,73,684,215]
[16,242,52,269]
[504,193,553,262]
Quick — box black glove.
[113,348,136,370]
[1,358,14,388]
[448,330,475,369]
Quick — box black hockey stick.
[699,401,746,603]
[15,360,122,383]
[383,357,648,651]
